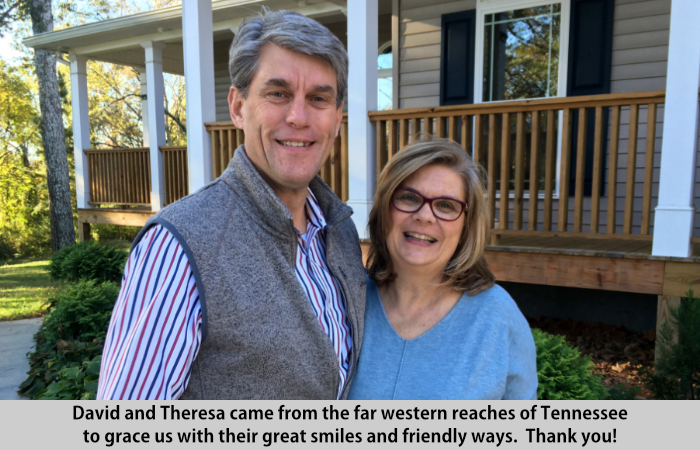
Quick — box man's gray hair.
[229,9,348,107]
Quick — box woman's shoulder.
[466,283,516,308]
[461,284,528,327]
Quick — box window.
[439,1,612,201]
[475,0,570,104]
[472,0,571,198]
[482,5,561,101]
[378,42,393,110]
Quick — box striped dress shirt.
[97,191,352,399]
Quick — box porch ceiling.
[22,0,391,75]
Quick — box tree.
[0,61,51,255]
[1,0,185,250]
[29,0,75,251]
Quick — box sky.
[0,0,167,63]
[1,25,27,62]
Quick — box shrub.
[35,354,102,400]
[42,280,120,343]
[49,240,127,284]
[19,337,104,400]
[0,239,16,261]
[533,328,608,400]
[19,279,118,400]
[643,290,700,399]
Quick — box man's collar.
[219,146,353,236]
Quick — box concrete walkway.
[0,318,42,400]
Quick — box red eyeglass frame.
[391,188,467,221]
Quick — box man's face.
[228,44,344,194]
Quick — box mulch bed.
[528,316,656,398]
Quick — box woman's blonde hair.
[366,138,495,295]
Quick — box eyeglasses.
[391,188,467,221]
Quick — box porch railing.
[84,91,669,237]
[205,115,350,202]
[85,146,190,207]
[160,146,188,206]
[369,91,666,240]
[85,147,151,206]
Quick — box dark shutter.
[440,10,476,106]
[567,0,614,195]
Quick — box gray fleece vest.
[133,148,366,399]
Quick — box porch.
[76,90,700,308]
[22,0,700,341]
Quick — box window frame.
[473,0,571,105]
[378,40,393,110]
[473,0,571,200]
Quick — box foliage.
[1,1,186,257]
[18,334,104,399]
[0,258,55,321]
[0,60,52,256]
[35,354,101,400]
[49,240,127,284]
[643,290,700,400]
[19,277,118,399]
[532,328,608,400]
[0,239,16,261]
[41,279,119,342]
[607,383,641,400]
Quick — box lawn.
[0,259,57,321]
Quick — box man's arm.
[97,225,202,400]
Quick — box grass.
[0,258,57,321]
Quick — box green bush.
[643,290,700,399]
[42,280,120,342]
[0,239,16,261]
[533,328,608,400]
[19,279,119,400]
[49,240,127,284]
[19,337,104,400]
[35,355,102,400]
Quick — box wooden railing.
[205,116,350,202]
[160,146,188,206]
[85,148,151,206]
[369,91,666,240]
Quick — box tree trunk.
[30,0,75,252]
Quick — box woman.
[348,139,537,400]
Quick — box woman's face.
[386,164,466,279]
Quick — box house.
[23,0,700,340]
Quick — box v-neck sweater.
[347,278,537,400]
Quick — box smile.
[404,232,437,243]
[277,140,313,147]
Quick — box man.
[97,9,365,400]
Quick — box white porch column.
[182,0,216,192]
[347,0,378,239]
[652,0,700,257]
[137,67,149,144]
[141,41,166,212]
[68,54,91,209]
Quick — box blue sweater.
[348,278,537,400]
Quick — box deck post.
[347,0,378,239]
[137,67,149,144]
[141,41,167,212]
[182,0,216,192]
[68,54,91,210]
[652,0,700,257]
